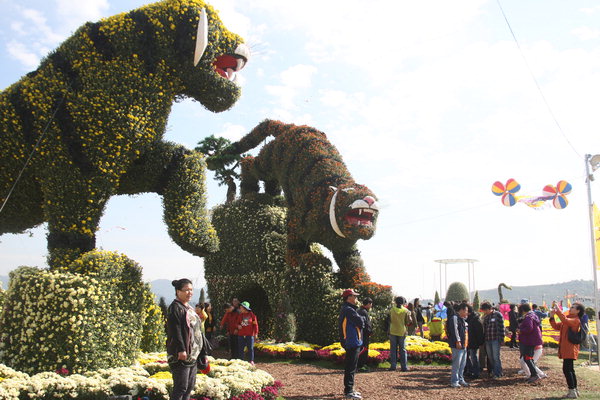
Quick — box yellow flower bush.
[0,353,280,400]
[0,251,164,374]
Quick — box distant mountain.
[150,279,176,304]
[472,279,596,306]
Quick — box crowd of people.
[338,288,590,400]
[163,279,590,400]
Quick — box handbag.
[567,321,587,345]
[196,330,212,373]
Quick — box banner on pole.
[594,203,600,268]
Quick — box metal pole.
[444,263,448,299]
[585,154,600,364]
[468,262,472,302]
[439,263,442,300]
[473,262,476,301]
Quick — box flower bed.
[0,353,281,400]
[421,318,598,349]
[252,318,600,366]
[501,318,597,348]
[257,336,452,365]
[254,341,320,359]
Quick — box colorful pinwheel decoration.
[491,179,571,209]
[542,180,572,209]
[492,179,521,207]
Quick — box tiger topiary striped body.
[227,120,380,288]
[0,0,250,267]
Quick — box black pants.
[170,362,197,400]
[344,346,361,394]
[357,337,370,369]
[563,358,577,389]
[229,334,239,359]
[519,343,537,378]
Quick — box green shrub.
[473,290,480,311]
[585,306,595,321]
[445,282,469,303]
[205,195,290,340]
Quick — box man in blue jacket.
[339,288,365,400]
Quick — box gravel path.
[256,347,580,400]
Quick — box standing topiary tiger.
[0,0,250,267]
[222,119,379,288]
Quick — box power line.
[496,0,582,160]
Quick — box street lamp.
[585,154,600,361]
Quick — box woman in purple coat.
[518,303,543,383]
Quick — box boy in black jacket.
[465,305,484,379]
[356,297,373,372]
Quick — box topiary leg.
[118,142,219,257]
[43,173,109,269]
[333,246,371,289]
[240,156,259,197]
[162,150,219,256]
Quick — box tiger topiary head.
[328,184,379,241]
[84,0,250,112]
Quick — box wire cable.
[496,0,582,160]
[0,90,69,216]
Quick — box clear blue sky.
[1,0,599,300]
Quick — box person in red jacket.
[236,301,259,365]
[549,303,584,399]
[220,303,240,359]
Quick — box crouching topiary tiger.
[0,0,250,267]
[222,119,379,287]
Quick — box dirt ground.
[254,347,593,400]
